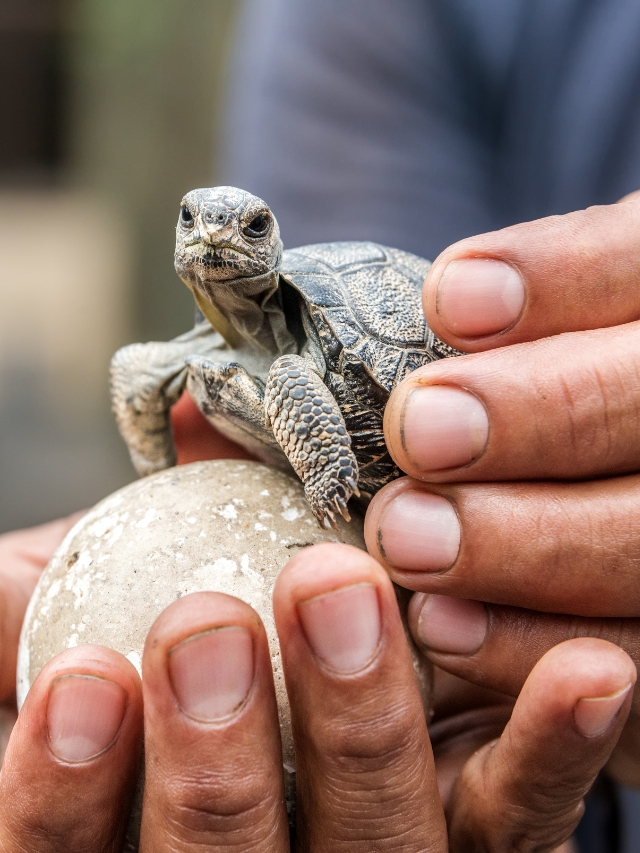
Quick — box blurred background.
[0,0,237,532]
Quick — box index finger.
[423,196,640,351]
[273,544,447,853]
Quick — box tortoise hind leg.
[264,354,359,528]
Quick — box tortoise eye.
[243,213,270,238]
[180,205,194,227]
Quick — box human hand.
[0,543,632,852]
[365,192,640,788]
[0,514,84,711]
[171,389,255,465]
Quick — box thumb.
[447,638,635,853]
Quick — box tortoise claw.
[335,495,351,522]
[319,508,338,530]
[346,477,360,497]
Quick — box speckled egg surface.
[18,458,365,713]
[17,459,430,846]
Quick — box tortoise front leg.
[110,323,222,476]
[265,354,359,528]
[185,355,288,468]
[111,341,189,476]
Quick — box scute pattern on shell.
[297,240,387,270]
[280,241,443,393]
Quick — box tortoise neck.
[194,269,297,355]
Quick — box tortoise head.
[174,186,282,286]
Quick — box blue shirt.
[224,0,640,258]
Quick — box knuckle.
[547,351,639,472]
[1,807,98,853]
[511,776,587,820]
[555,369,609,461]
[451,747,585,853]
[305,790,430,851]
[310,697,425,776]
[156,764,281,843]
[453,803,583,853]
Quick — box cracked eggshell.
[17,459,431,844]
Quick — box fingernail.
[378,491,460,571]
[169,627,254,722]
[47,674,127,762]
[416,594,487,655]
[574,684,633,738]
[401,386,489,472]
[436,258,525,337]
[298,582,381,674]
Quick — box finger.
[0,645,142,852]
[421,197,640,350]
[446,639,635,853]
[0,512,85,702]
[365,477,640,616]
[171,390,255,464]
[408,591,640,786]
[139,592,289,853]
[409,593,640,732]
[273,543,447,853]
[617,188,640,204]
[427,668,514,807]
[0,513,85,575]
[383,321,640,482]
[408,594,632,701]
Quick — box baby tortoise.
[110,187,461,528]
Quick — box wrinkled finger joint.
[156,768,283,842]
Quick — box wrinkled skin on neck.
[174,186,296,355]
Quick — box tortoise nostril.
[205,211,227,226]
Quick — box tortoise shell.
[278,241,460,498]
[280,241,452,393]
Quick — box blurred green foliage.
[67,0,238,340]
